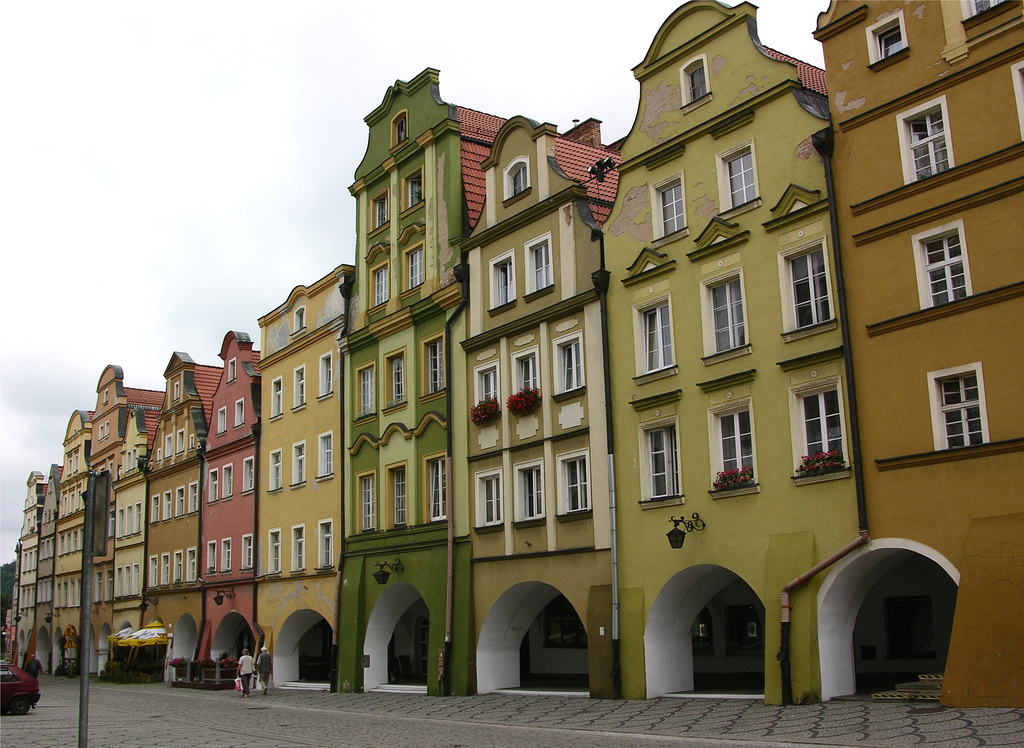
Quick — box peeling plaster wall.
[605,184,651,242]
[639,80,682,144]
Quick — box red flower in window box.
[506,387,542,415]
[796,450,845,475]
[713,467,754,490]
[470,397,501,424]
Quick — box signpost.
[79,470,110,748]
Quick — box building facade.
[814,0,1024,707]
[13,472,45,665]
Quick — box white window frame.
[490,250,516,308]
[390,353,405,404]
[392,465,407,526]
[151,494,160,523]
[294,306,306,332]
[269,449,283,491]
[504,157,530,199]
[702,271,747,355]
[268,529,281,574]
[216,407,227,434]
[515,460,544,521]
[241,533,253,570]
[373,192,389,229]
[554,332,584,393]
[406,171,423,209]
[476,469,503,527]
[163,491,171,519]
[681,55,710,105]
[866,9,906,64]
[1011,61,1024,140]
[709,401,757,480]
[964,0,1008,17]
[636,297,674,374]
[526,234,553,293]
[781,242,833,332]
[222,463,233,498]
[428,457,447,521]
[558,450,591,514]
[475,363,499,404]
[173,550,183,584]
[927,362,989,450]
[407,246,424,289]
[176,429,185,454]
[514,349,539,391]
[242,457,255,493]
[234,398,245,427]
[911,219,972,309]
[292,441,306,486]
[271,377,283,417]
[642,420,681,501]
[207,540,217,573]
[291,525,305,571]
[294,365,306,408]
[897,96,954,184]
[318,520,333,568]
[426,338,445,394]
[227,357,237,382]
[208,470,219,503]
[360,473,376,531]
[373,263,389,307]
[186,547,197,583]
[653,176,685,239]
[319,352,333,397]
[221,538,231,572]
[717,141,759,211]
[358,365,375,416]
[188,481,199,513]
[318,431,333,478]
[789,380,847,468]
[160,553,170,585]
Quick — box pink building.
[198,331,261,660]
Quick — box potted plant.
[470,397,501,424]
[169,657,189,680]
[796,450,845,475]
[198,657,218,682]
[713,466,754,491]
[506,387,542,416]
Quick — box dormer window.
[504,158,530,200]
[867,10,907,64]
[394,114,408,145]
[294,307,306,332]
[172,381,180,401]
[227,358,236,382]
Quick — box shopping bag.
[234,677,242,691]
[254,676,262,691]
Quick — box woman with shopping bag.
[237,648,255,698]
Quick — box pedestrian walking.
[24,655,42,679]
[256,646,273,695]
[237,648,255,698]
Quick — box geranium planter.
[506,388,542,415]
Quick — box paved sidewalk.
[2,675,1022,747]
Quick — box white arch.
[37,627,51,672]
[96,623,111,673]
[363,582,427,692]
[170,614,198,660]
[275,609,330,684]
[476,581,564,694]
[817,538,960,701]
[644,564,746,698]
[210,612,253,659]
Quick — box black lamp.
[372,558,403,585]
[213,588,235,606]
[139,597,158,613]
[667,513,707,549]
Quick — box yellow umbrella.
[116,620,168,648]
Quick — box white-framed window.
[148,555,158,588]
[186,547,197,582]
[234,398,244,427]
[407,246,424,289]
[241,534,253,570]
[373,192,389,229]
[151,495,160,523]
[160,553,170,585]
[173,381,181,401]
[866,9,906,63]
[242,457,255,492]
[426,338,445,393]
[712,404,756,478]
[406,171,423,208]
[476,470,502,526]
[228,357,237,382]
[504,157,530,198]
[318,520,333,568]
[173,550,183,584]
[269,449,282,490]
[1011,60,1024,140]
[555,333,584,392]
[394,113,408,145]
[268,529,281,574]
[294,306,306,332]
[222,464,233,498]
[294,366,306,408]
[897,97,953,183]
[319,353,333,397]
[476,364,499,403]
[360,474,376,531]
[928,363,989,450]
[188,482,198,513]
[515,350,539,391]
[707,275,747,353]
[491,251,515,308]
[516,461,544,520]
[176,429,185,454]
[526,235,552,293]
[208,470,219,503]
[656,178,685,238]
[163,491,172,519]
[359,365,375,416]
[392,466,407,526]
[788,245,832,329]
[373,264,389,307]
[318,432,333,478]
[966,0,1007,16]
[639,300,674,373]
[912,220,972,308]
[221,538,231,572]
[292,525,305,571]
[644,422,680,500]
[559,451,590,513]
[131,563,139,595]
[292,441,306,485]
[718,143,758,210]
[428,457,447,521]
[682,54,710,105]
[271,378,283,417]
[207,540,217,573]
[390,353,405,404]
[800,387,844,457]
[217,407,227,434]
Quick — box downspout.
[250,423,263,650]
[592,234,621,699]
[195,440,207,661]
[330,273,354,693]
[777,127,870,706]
[442,262,470,696]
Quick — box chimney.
[561,118,603,148]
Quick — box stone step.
[278,681,331,691]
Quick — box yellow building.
[604,1,859,704]
[257,264,351,686]
[814,0,1024,707]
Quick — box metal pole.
[78,472,97,748]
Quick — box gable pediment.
[365,241,391,265]
[768,184,823,219]
[623,247,676,287]
[688,216,750,262]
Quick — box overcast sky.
[0,0,828,562]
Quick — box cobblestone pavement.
[2,676,1023,748]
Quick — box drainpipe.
[777,128,871,706]
[196,440,207,661]
[250,422,263,652]
[442,262,470,696]
[330,273,354,693]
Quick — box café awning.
[112,620,168,648]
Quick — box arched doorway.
[477,582,588,695]
[818,539,959,700]
[96,623,111,673]
[645,564,766,698]
[363,582,429,692]
[210,612,255,660]
[276,610,333,685]
[37,627,51,673]
[170,615,198,660]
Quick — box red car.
[0,663,41,715]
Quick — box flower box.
[713,467,754,491]
[506,387,542,415]
[470,397,500,424]
[796,450,845,476]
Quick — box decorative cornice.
[696,368,756,394]
[866,282,1024,337]
[875,437,1024,471]
[629,389,682,413]
[776,346,844,372]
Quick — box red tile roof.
[765,47,827,96]
[142,409,160,451]
[193,364,223,422]
[457,107,505,143]
[457,107,506,231]
[553,139,620,225]
[124,387,164,409]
